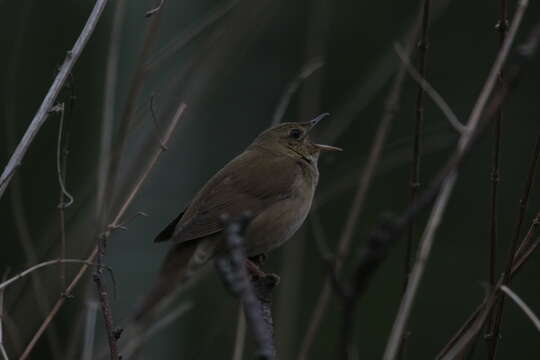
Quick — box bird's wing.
[158,150,301,244]
[154,209,186,242]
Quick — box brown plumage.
[135,114,341,321]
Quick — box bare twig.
[271,58,324,126]
[94,235,120,360]
[489,0,509,297]
[145,0,165,17]
[0,0,109,200]
[19,103,186,360]
[394,44,465,134]
[0,259,108,291]
[54,102,72,290]
[484,0,510,354]
[216,216,277,360]
[53,103,74,208]
[383,2,530,358]
[500,286,540,332]
[404,0,432,303]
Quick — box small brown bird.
[136,113,341,320]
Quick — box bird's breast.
[244,162,318,256]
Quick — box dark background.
[1,0,539,359]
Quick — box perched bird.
[136,113,341,320]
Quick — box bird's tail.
[134,241,200,322]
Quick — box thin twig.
[53,103,74,208]
[145,0,165,17]
[500,286,540,332]
[271,58,324,126]
[484,0,509,354]
[0,259,108,291]
[404,0,432,310]
[383,2,530,358]
[19,103,186,360]
[94,235,120,360]
[298,17,417,360]
[0,0,109,200]
[54,102,71,290]
[394,44,465,134]
[3,2,63,349]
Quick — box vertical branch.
[487,0,508,291]
[93,234,120,360]
[405,0,432,288]
[401,0,431,356]
[54,102,72,290]
[484,0,509,353]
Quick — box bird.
[135,113,341,321]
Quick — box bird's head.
[251,113,342,164]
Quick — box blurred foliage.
[1,0,540,359]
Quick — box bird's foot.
[249,253,267,266]
[246,259,266,279]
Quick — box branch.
[500,286,540,333]
[216,216,278,360]
[18,102,186,360]
[394,44,465,134]
[0,0,109,200]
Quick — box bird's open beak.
[314,144,343,152]
[306,113,343,152]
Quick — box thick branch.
[216,216,278,360]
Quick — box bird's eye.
[289,128,303,139]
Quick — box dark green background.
[1,0,539,359]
